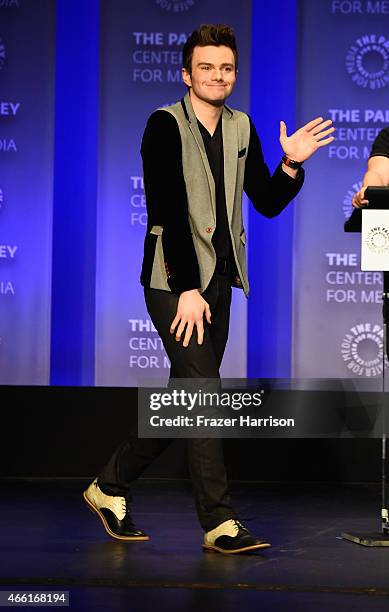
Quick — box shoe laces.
[121,498,127,514]
[232,519,245,533]
[121,497,133,516]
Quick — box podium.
[342,188,389,546]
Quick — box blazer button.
[206,227,213,233]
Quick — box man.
[352,126,389,208]
[84,24,334,554]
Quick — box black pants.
[98,272,237,531]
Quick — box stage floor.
[1,479,389,610]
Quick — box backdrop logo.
[0,187,3,210]
[364,226,389,255]
[341,322,384,377]
[345,34,389,89]
[155,0,196,12]
[0,0,20,6]
[343,180,362,219]
[0,38,5,71]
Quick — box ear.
[182,67,192,88]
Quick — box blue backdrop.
[48,0,298,386]
[4,0,387,386]
[1,0,55,384]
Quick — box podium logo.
[155,0,196,12]
[343,180,362,219]
[364,226,389,255]
[0,38,5,71]
[346,34,389,89]
[341,322,384,377]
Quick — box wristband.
[282,155,304,169]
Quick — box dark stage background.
[0,386,382,483]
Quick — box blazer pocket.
[238,148,246,158]
[150,225,163,236]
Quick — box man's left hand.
[280,117,335,162]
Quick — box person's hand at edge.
[352,186,369,209]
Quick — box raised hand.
[279,117,335,162]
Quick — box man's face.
[182,45,237,106]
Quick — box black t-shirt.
[197,117,232,261]
[370,126,389,159]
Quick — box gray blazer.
[145,93,250,295]
[140,93,304,297]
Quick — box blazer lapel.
[222,105,238,223]
[182,93,216,223]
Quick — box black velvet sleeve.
[243,116,304,218]
[370,127,389,159]
[141,110,201,293]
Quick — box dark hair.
[182,24,238,74]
